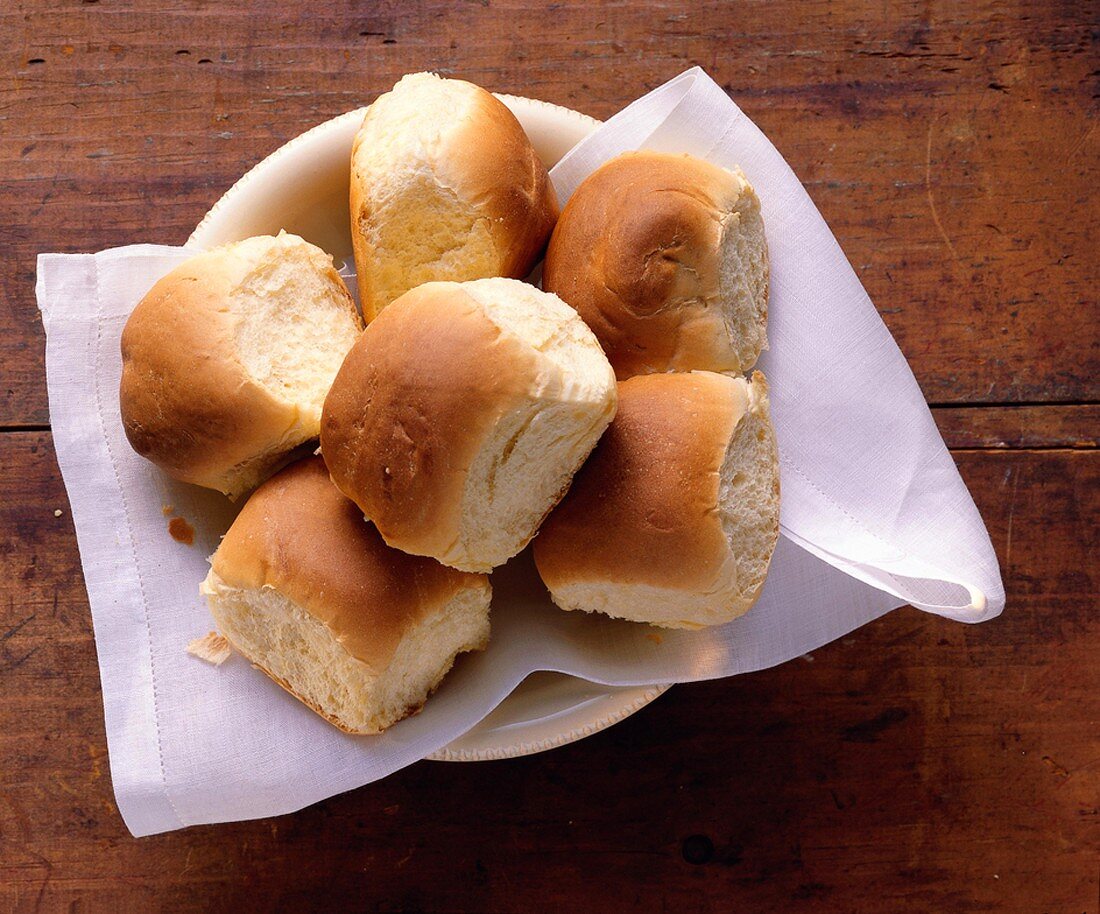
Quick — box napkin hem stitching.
[778,451,981,610]
[92,253,185,831]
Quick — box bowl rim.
[187,92,602,251]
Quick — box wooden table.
[2,2,1096,911]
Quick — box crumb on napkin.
[187,632,232,666]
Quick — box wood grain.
[1,1,1097,911]
[933,404,1099,449]
[2,0,1098,425]
[0,432,1096,912]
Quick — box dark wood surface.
[1,2,1096,912]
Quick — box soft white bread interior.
[533,370,779,629]
[120,232,364,499]
[350,72,559,321]
[543,151,768,380]
[200,457,491,734]
[321,277,617,573]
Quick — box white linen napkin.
[36,67,1003,837]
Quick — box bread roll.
[533,371,779,629]
[120,232,364,499]
[200,457,491,734]
[543,151,768,380]
[321,277,617,573]
[350,72,559,321]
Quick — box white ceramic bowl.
[188,95,672,761]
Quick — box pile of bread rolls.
[119,72,779,735]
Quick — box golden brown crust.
[350,74,559,320]
[544,151,757,379]
[119,261,295,489]
[533,372,742,594]
[211,457,484,671]
[119,235,362,496]
[320,283,539,559]
[441,91,560,275]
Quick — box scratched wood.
[932,404,1099,450]
[1,0,1097,911]
[1,0,1097,425]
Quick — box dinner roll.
[533,371,779,629]
[543,151,768,380]
[200,457,491,734]
[350,72,559,321]
[120,232,363,499]
[321,278,617,573]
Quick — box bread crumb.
[187,632,232,665]
[168,516,195,545]
[53,509,63,517]
[161,504,174,516]
[646,632,663,645]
